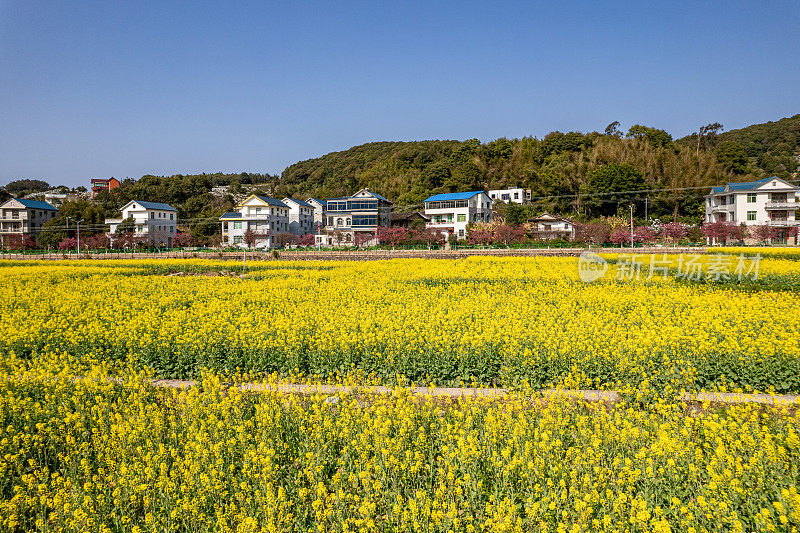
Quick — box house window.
[336,218,343,226]
[170,213,174,220]
[729,196,735,204]
[747,193,757,203]
[457,214,466,222]
[233,236,243,244]
[234,222,242,229]
[747,211,756,221]
[150,213,154,219]
[514,193,519,199]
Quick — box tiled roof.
[424,191,486,202]
[727,177,773,191]
[363,190,391,202]
[252,195,288,208]
[132,201,178,211]
[392,211,429,221]
[283,198,312,208]
[15,198,58,210]
[220,212,242,219]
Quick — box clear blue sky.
[2,0,799,187]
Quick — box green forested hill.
[280,116,800,220]
[280,131,739,220]
[717,114,800,178]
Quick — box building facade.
[704,176,799,244]
[306,198,327,234]
[105,200,178,245]
[488,187,531,205]
[282,198,315,236]
[423,191,492,239]
[324,188,393,243]
[0,198,58,245]
[527,212,576,240]
[219,195,290,248]
[90,178,120,198]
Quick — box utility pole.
[76,220,83,254]
[630,204,634,248]
[644,197,648,222]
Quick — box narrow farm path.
[148,379,799,405]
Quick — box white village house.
[0,198,58,245]
[105,200,178,245]
[324,188,393,244]
[306,198,327,235]
[219,195,290,248]
[282,198,315,236]
[488,187,532,205]
[423,191,492,240]
[704,176,799,245]
[526,212,576,240]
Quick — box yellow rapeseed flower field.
[1,256,799,531]
[0,256,798,391]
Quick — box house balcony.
[767,219,799,227]
[765,201,797,210]
[710,206,728,213]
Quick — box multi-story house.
[219,195,290,248]
[306,198,327,234]
[282,198,315,236]
[526,212,576,240]
[0,198,58,245]
[105,200,178,245]
[90,177,120,198]
[488,187,531,205]
[423,191,492,239]
[324,188,393,244]
[704,176,799,244]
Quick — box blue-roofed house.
[0,198,58,245]
[704,176,799,245]
[423,190,492,239]
[219,194,290,248]
[324,188,393,244]
[105,200,179,245]
[282,197,315,236]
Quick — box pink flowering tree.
[58,237,78,250]
[173,232,193,248]
[633,226,658,244]
[467,227,493,245]
[492,224,526,246]
[297,234,315,246]
[701,221,744,245]
[377,226,410,246]
[609,228,631,246]
[750,224,777,244]
[83,233,110,250]
[660,222,688,246]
